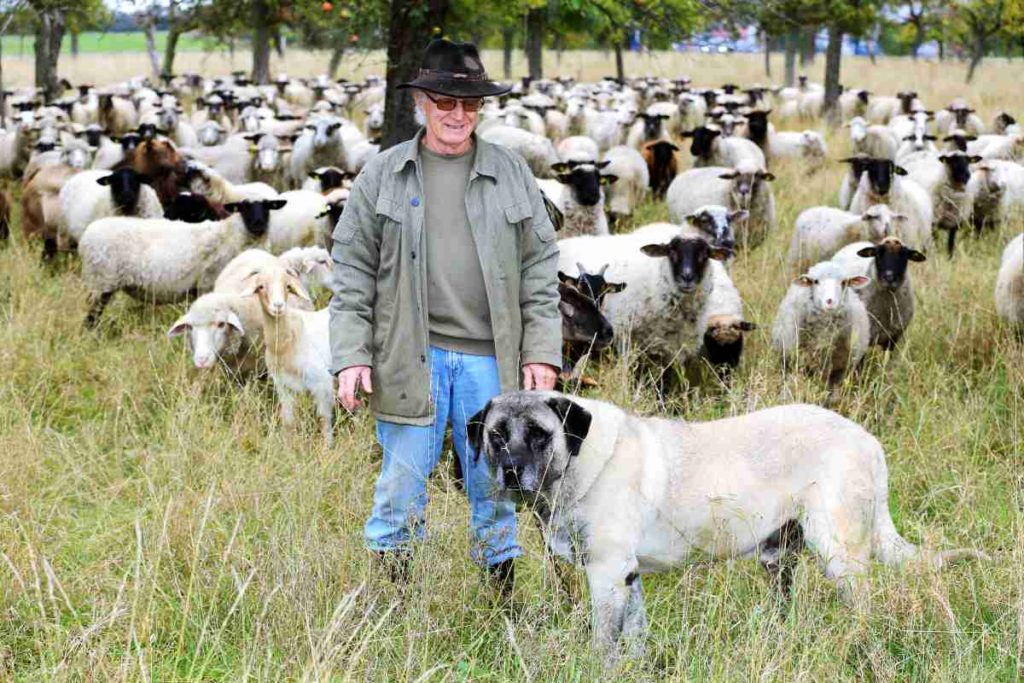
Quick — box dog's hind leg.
[798,493,873,606]
[760,520,805,600]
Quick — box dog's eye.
[489,429,507,447]
[528,426,550,445]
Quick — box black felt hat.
[398,39,510,98]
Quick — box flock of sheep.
[1,69,1023,442]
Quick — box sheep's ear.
[551,162,570,174]
[267,199,287,210]
[640,243,669,258]
[685,213,700,226]
[242,132,264,142]
[794,275,813,287]
[225,311,245,334]
[557,270,577,284]
[604,281,627,293]
[717,171,738,180]
[893,165,908,176]
[737,321,757,331]
[970,155,983,163]
[600,174,618,185]
[756,171,775,181]
[223,202,240,213]
[308,169,322,179]
[96,175,113,186]
[239,275,263,297]
[845,275,871,288]
[167,316,191,338]
[558,298,576,318]
[595,160,611,169]
[555,173,573,184]
[680,130,694,138]
[709,246,732,261]
[907,249,927,262]
[856,246,877,258]
[902,134,915,141]
[286,275,313,302]
[924,134,937,141]
[315,207,330,219]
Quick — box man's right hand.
[337,365,373,411]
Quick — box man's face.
[417,91,479,148]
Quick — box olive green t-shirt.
[420,141,495,356]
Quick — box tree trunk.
[823,24,843,126]
[142,16,161,79]
[382,0,448,149]
[938,38,945,61]
[966,32,985,83]
[70,29,79,57]
[328,46,345,79]
[784,31,797,87]
[762,27,771,78]
[910,19,925,60]
[525,7,544,80]
[799,27,816,66]
[251,0,272,84]
[614,36,625,83]
[502,27,513,80]
[163,25,183,76]
[34,8,66,103]
[555,33,563,66]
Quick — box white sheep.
[601,145,649,224]
[266,190,331,253]
[480,124,560,178]
[58,168,163,245]
[995,233,1024,331]
[969,160,1024,231]
[278,245,335,294]
[287,116,352,188]
[969,133,1024,162]
[768,130,828,167]
[832,237,927,348]
[79,199,287,327]
[557,135,600,163]
[685,125,767,169]
[536,160,614,237]
[667,160,776,249]
[902,151,979,255]
[167,292,261,376]
[849,159,934,253]
[240,264,336,445]
[184,160,278,203]
[771,260,871,391]
[788,204,905,274]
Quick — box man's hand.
[522,363,558,391]
[337,365,373,411]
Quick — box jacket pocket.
[506,198,553,243]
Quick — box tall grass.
[0,53,1022,680]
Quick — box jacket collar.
[392,127,497,180]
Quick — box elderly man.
[329,39,562,594]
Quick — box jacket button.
[420,354,426,363]
[411,251,416,259]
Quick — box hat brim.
[398,77,510,98]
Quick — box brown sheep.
[115,139,187,207]
[642,140,679,200]
[21,164,79,260]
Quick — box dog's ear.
[545,396,592,457]
[467,399,492,461]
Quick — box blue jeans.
[364,346,520,566]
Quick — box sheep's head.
[704,314,757,345]
[943,129,976,152]
[167,293,246,370]
[197,120,226,146]
[638,112,670,140]
[224,198,288,239]
[681,125,721,159]
[859,204,906,242]
[557,263,626,307]
[857,158,906,197]
[742,109,771,140]
[97,167,153,213]
[795,261,869,312]
[844,116,868,144]
[308,117,343,148]
[308,166,353,194]
[686,205,745,252]
[551,160,615,207]
[240,263,311,318]
[557,281,614,350]
[718,163,773,210]
[856,236,926,291]
[939,151,982,190]
[640,236,730,293]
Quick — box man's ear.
[467,399,492,461]
[545,396,592,457]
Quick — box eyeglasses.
[423,91,484,113]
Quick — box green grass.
[1,56,1023,679]
[0,31,218,57]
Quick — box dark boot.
[488,558,515,602]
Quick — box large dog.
[468,391,985,660]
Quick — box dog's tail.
[870,443,988,569]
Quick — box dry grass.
[0,51,1022,680]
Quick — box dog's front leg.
[586,559,633,664]
[621,574,648,658]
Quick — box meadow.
[0,51,1023,680]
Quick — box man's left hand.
[522,363,558,391]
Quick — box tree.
[901,0,941,59]
[955,0,1006,83]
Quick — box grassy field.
[0,52,1023,680]
[0,31,216,57]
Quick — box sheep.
[935,102,984,137]
[837,89,870,122]
[995,233,1024,332]
[739,109,774,158]
[167,292,260,375]
[344,138,379,174]
[479,124,559,179]
[183,160,278,203]
[942,129,977,153]
[501,102,547,136]
[278,245,336,294]
[788,204,905,274]
[316,187,350,235]
[853,120,900,160]
[246,132,292,189]
[196,120,228,147]
[58,168,164,245]
[601,145,649,226]
[866,91,922,124]
[849,158,934,253]
[584,107,625,152]
[301,166,354,195]
[697,256,755,380]
[832,237,927,348]
[968,160,1024,233]
[993,112,1019,136]
[20,163,79,260]
[771,260,872,392]
[266,190,330,252]
[683,125,767,169]
[676,91,707,134]
[0,122,35,177]
[667,160,776,249]
[769,130,828,168]
[288,116,362,187]
[895,129,938,164]
[557,135,600,163]
[902,151,980,255]
[180,134,255,184]
[362,102,384,140]
[79,198,287,327]
[536,160,615,237]
[970,133,1024,162]
[557,231,732,387]
[239,264,336,445]
[837,155,873,210]
[115,138,189,207]
[97,93,138,136]
[554,279,617,387]
[641,140,678,201]
[625,112,671,150]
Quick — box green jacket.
[329,129,562,426]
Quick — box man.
[329,38,562,594]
